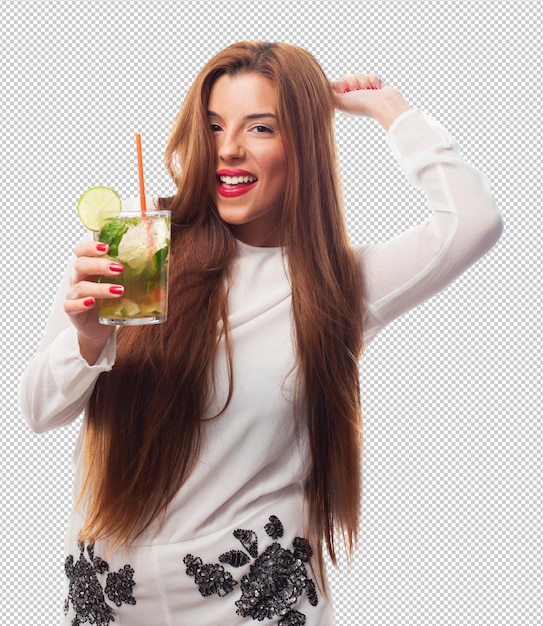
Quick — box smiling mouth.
[216,173,258,198]
[218,174,258,186]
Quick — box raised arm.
[331,73,503,343]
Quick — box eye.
[251,124,274,134]
[210,123,223,133]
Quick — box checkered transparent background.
[2,0,541,624]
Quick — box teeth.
[219,175,257,185]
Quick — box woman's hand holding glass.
[63,241,124,364]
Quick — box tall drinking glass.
[94,210,171,325]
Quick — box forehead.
[208,73,278,115]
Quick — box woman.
[20,41,502,625]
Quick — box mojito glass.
[94,210,171,325]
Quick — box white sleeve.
[19,196,153,433]
[357,108,503,345]
[19,251,116,434]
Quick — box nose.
[217,130,246,162]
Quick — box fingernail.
[109,263,124,273]
[109,285,124,295]
[96,243,108,252]
[343,88,350,93]
[84,298,95,307]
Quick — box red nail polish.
[96,243,107,252]
[109,263,124,273]
[109,285,124,295]
[343,88,350,93]
[84,298,95,307]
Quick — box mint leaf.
[152,244,169,271]
[98,218,128,257]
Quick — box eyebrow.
[207,110,277,121]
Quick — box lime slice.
[77,186,121,232]
[118,298,141,317]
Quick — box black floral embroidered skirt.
[61,511,335,625]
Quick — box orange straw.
[135,133,147,216]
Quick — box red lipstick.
[216,169,258,198]
[217,169,256,177]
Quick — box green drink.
[95,210,171,325]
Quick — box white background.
[2,0,541,624]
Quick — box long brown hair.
[78,41,364,575]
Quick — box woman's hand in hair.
[331,73,411,131]
[64,241,121,365]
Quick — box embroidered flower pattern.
[183,554,238,597]
[64,542,136,625]
[184,515,318,623]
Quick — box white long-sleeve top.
[19,109,502,626]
